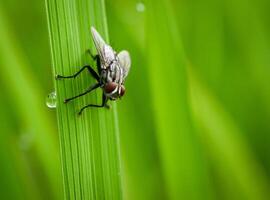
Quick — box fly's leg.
[64,83,101,104]
[96,55,101,74]
[56,65,100,82]
[87,49,101,74]
[78,93,109,115]
[87,49,98,60]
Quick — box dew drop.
[136,2,145,12]
[46,91,57,108]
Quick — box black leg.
[86,65,100,81]
[96,55,101,74]
[64,83,101,103]
[87,49,98,60]
[78,93,109,115]
[56,65,100,82]
[87,49,101,74]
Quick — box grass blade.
[45,0,122,199]
[0,7,62,200]
[189,68,270,200]
[146,0,214,199]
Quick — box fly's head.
[103,82,125,101]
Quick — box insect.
[56,27,131,115]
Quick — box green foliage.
[145,0,213,199]
[45,0,122,199]
[107,0,270,200]
[190,69,270,200]
[1,0,270,199]
[0,4,61,200]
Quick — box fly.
[56,26,131,115]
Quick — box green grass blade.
[106,2,167,199]
[146,0,214,199]
[0,7,62,200]
[189,69,270,200]
[45,0,122,199]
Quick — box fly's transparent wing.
[118,50,131,80]
[91,27,115,68]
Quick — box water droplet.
[136,2,145,12]
[46,91,57,108]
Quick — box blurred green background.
[0,0,270,199]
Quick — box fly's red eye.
[104,82,118,93]
[120,85,126,97]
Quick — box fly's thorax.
[100,69,107,83]
[101,60,123,85]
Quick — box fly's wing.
[118,50,131,80]
[91,27,115,69]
